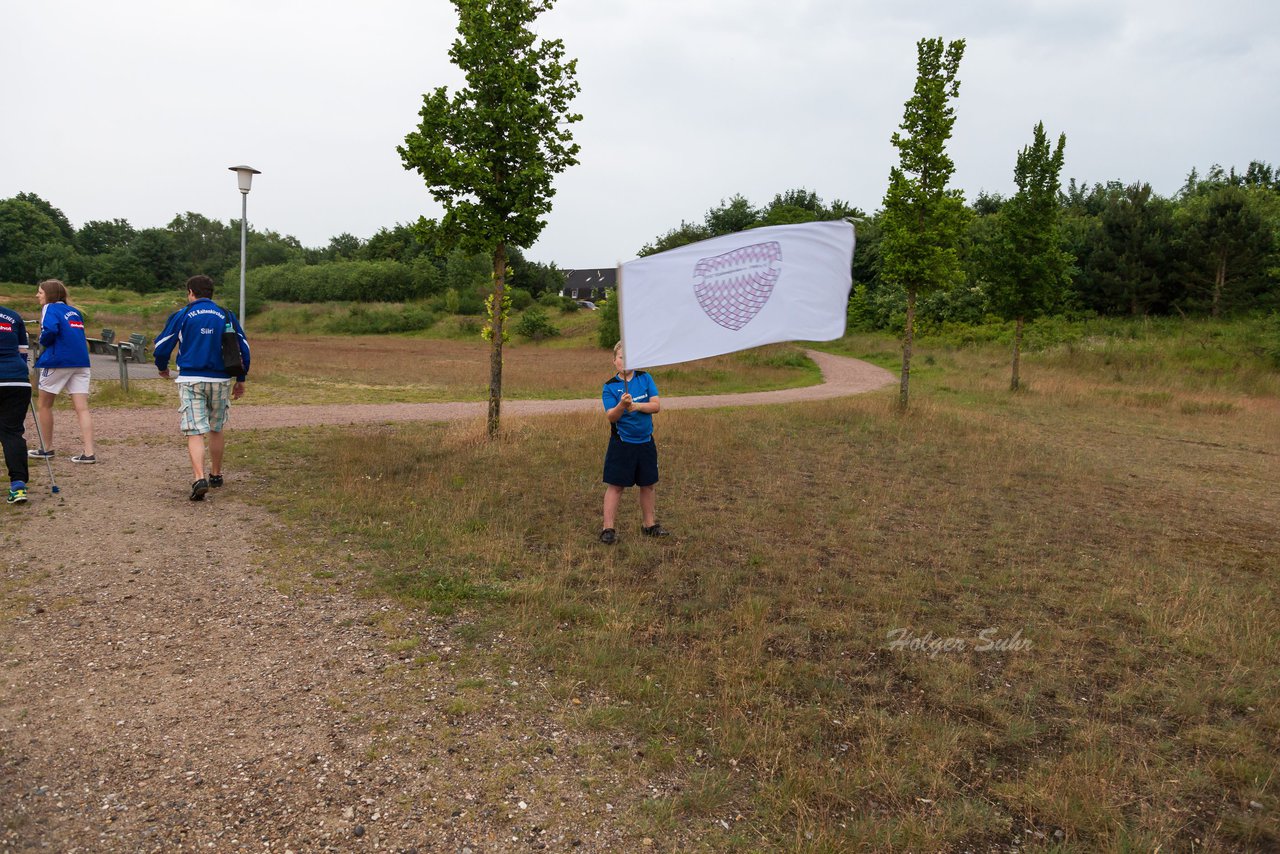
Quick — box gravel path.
[0,352,892,852]
[86,350,895,438]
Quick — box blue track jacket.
[153,299,250,382]
[0,306,30,385]
[34,303,90,369]
[602,370,659,443]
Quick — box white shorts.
[38,367,91,396]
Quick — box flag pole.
[616,262,628,398]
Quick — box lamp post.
[228,165,261,328]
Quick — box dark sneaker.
[208,474,224,488]
[28,448,54,460]
[641,523,670,537]
[190,479,209,501]
[71,454,97,464]
[599,528,617,545]
[7,487,27,505]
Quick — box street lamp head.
[228,165,261,194]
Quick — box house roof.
[564,268,617,290]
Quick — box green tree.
[597,288,619,348]
[92,246,152,291]
[637,220,711,256]
[1176,182,1274,316]
[362,223,425,263]
[879,37,969,409]
[445,248,493,296]
[704,194,760,234]
[850,212,883,302]
[513,305,560,340]
[756,188,858,227]
[1090,183,1175,316]
[511,258,565,298]
[640,189,861,256]
[127,228,182,292]
[987,122,1071,390]
[14,192,75,244]
[398,0,582,437]
[246,227,303,269]
[28,242,82,284]
[77,218,136,256]
[326,232,364,261]
[166,212,237,279]
[0,198,73,283]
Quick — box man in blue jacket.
[153,275,250,501]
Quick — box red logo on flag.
[0,323,11,333]
[692,241,781,331]
[69,320,85,329]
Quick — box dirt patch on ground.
[0,354,893,851]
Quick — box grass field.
[0,284,822,406]
[240,336,821,404]
[7,281,1277,847]
[232,320,1280,851]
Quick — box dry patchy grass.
[241,336,819,405]
[237,333,1280,851]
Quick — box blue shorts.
[603,436,659,488]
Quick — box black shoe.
[208,474,224,488]
[599,528,617,545]
[641,523,670,537]
[190,479,209,501]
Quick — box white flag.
[619,220,855,369]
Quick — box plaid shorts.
[178,380,233,436]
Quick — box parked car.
[576,300,597,310]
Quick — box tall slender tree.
[879,38,968,410]
[399,0,581,437]
[988,122,1071,390]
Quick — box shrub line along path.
[0,352,892,853]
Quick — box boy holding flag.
[600,341,669,545]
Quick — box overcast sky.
[3,0,1276,269]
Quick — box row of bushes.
[862,306,1280,369]
[218,259,587,318]
[237,259,434,304]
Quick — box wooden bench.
[86,327,117,356]
[125,333,149,363]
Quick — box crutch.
[27,397,59,494]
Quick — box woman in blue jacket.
[31,279,96,464]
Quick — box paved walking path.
[89,351,163,379]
